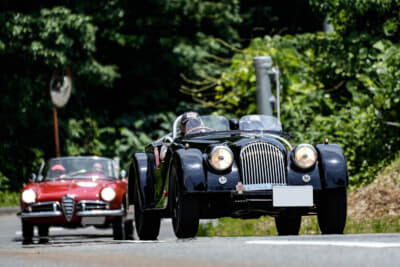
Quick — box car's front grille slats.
[240,141,287,187]
[62,195,75,221]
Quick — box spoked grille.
[240,141,287,187]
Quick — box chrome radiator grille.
[240,141,287,186]
[62,195,75,221]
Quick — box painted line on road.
[246,240,400,248]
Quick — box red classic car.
[19,156,133,244]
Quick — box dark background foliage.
[1,0,398,190]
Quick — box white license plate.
[273,186,313,207]
[81,216,105,225]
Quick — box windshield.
[178,115,230,136]
[43,157,117,180]
[239,115,282,131]
[199,115,230,131]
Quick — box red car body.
[19,156,132,244]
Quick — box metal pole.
[253,56,273,115]
[275,65,280,122]
[53,107,60,157]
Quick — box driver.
[91,162,104,174]
[51,164,66,177]
[180,112,204,135]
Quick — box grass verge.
[198,214,400,237]
[0,191,19,207]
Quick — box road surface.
[1,212,400,267]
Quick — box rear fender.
[316,144,348,189]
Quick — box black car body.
[129,114,348,239]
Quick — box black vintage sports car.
[128,114,348,239]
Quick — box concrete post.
[253,56,273,115]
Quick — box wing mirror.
[120,170,127,179]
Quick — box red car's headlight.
[101,187,116,202]
[22,189,36,204]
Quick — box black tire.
[134,183,161,240]
[38,225,49,244]
[112,216,124,240]
[275,215,301,235]
[170,164,199,238]
[22,219,34,244]
[317,187,347,234]
[124,219,134,240]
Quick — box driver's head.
[92,162,103,173]
[180,112,202,135]
[51,164,66,177]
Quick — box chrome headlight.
[293,144,317,169]
[22,189,36,204]
[100,187,116,202]
[209,146,233,171]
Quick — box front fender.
[128,153,155,208]
[316,144,348,189]
[174,148,206,192]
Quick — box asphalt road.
[1,211,400,267]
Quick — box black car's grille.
[240,141,287,186]
[77,201,107,212]
[31,202,60,212]
[62,195,75,221]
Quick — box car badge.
[236,182,244,194]
[302,174,311,183]
[218,176,227,185]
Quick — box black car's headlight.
[209,145,233,171]
[293,144,317,169]
[22,189,36,204]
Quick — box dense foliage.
[185,0,400,185]
[0,0,320,190]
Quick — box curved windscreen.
[239,115,282,131]
[44,157,117,180]
[200,115,230,131]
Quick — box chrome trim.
[32,201,60,207]
[76,208,124,217]
[172,115,183,139]
[20,211,63,218]
[240,141,287,188]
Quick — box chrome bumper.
[21,211,63,218]
[76,208,124,217]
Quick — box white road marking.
[246,240,400,248]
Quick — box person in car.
[180,112,205,135]
[91,162,104,174]
[51,164,66,178]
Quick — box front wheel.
[38,225,49,244]
[170,164,199,238]
[134,184,161,240]
[317,187,347,234]
[22,219,33,244]
[112,216,124,240]
[275,215,301,235]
